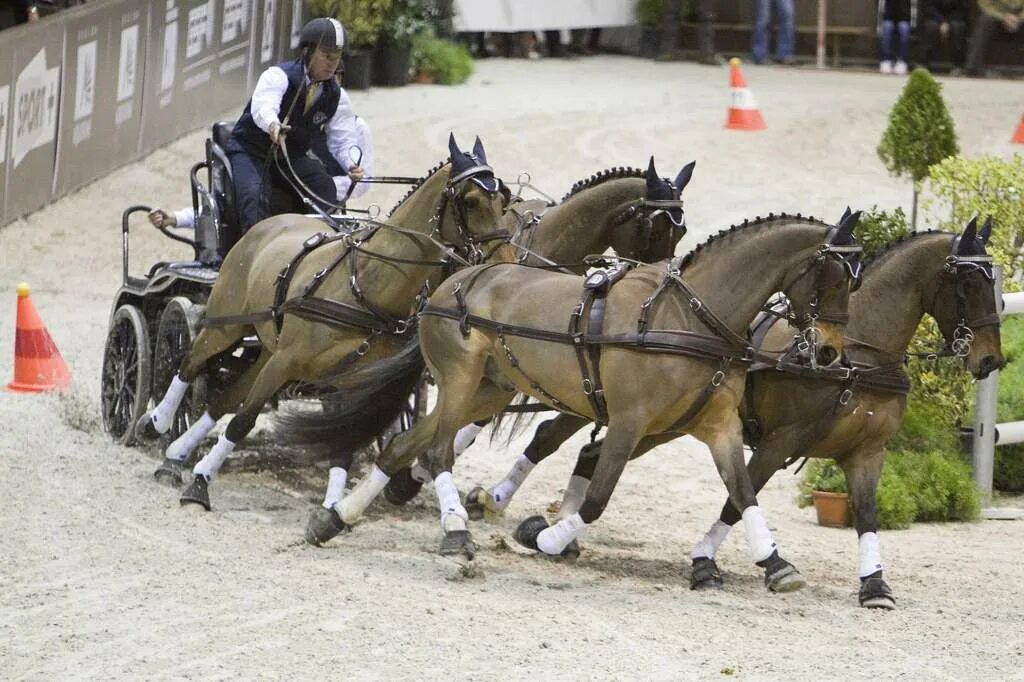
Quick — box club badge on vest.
[313,111,327,125]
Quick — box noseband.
[617,195,687,261]
[940,251,998,358]
[432,165,511,265]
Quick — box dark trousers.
[966,13,1005,74]
[230,150,337,232]
[922,19,967,68]
[661,0,716,58]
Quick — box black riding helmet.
[300,17,345,52]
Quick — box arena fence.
[972,267,1024,519]
[0,0,312,227]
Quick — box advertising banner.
[0,41,12,225]
[6,28,62,221]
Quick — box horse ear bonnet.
[644,157,687,227]
[448,133,499,193]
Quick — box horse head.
[629,157,693,262]
[781,209,863,368]
[442,134,514,263]
[932,216,1004,379]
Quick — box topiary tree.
[877,68,959,230]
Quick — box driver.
[206,17,364,231]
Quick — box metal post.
[816,0,827,70]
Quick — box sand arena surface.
[2,57,1024,679]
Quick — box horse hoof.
[153,459,184,487]
[439,530,476,559]
[305,506,350,546]
[561,539,580,561]
[690,556,724,591]
[859,572,896,610]
[758,551,806,593]
[134,412,161,442]
[179,475,211,511]
[513,515,549,551]
[383,467,424,506]
[464,486,493,521]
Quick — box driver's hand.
[148,208,176,228]
[348,165,365,182]
[269,121,291,144]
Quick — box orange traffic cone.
[725,58,767,131]
[7,282,71,393]
[1013,114,1024,144]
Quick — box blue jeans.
[879,20,911,62]
[752,0,795,62]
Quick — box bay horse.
[684,217,1002,607]
[287,213,861,589]
[133,135,515,512]
[375,158,696,511]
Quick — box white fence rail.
[972,266,1024,520]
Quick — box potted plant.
[798,460,851,528]
[306,0,394,90]
[410,32,474,85]
[636,0,665,59]
[374,0,432,86]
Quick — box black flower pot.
[639,28,663,59]
[373,43,411,87]
[344,50,373,90]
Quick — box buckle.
[711,371,726,387]
[582,379,594,395]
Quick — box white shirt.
[250,65,360,177]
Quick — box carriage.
[98,121,406,448]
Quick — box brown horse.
[376,158,696,510]
[684,217,1002,607]
[502,217,1001,605]
[133,135,514,512]
[292,213,861,590]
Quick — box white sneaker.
[894,60,908,75]
[879,60,893,74]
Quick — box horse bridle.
[432,165,511,265]
[937,247,998,358]
[617,190,687,262]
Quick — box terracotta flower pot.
[812,490,850,528]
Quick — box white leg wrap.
[322,467,348,510]
[337,465,390,524]
[151,376,189,433]
[488,454,536,511]
[690,520,733,560]
[453,423,484,455]
[410,461,431,484]
[435,471,469,533]
[741,506,777,563]
[537,512,587,555]
[558,475,590,519]
[165,412,216,462]
[858,532,883,578]
[192,434,235,481]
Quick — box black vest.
[227,58,342,161]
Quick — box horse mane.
[387,159,449,217]
[862,229,948,270]
[677,212,831,271]
[561,167,646,202]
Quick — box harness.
[420,235,857,433]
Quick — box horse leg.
[179,349,296,511]
[689,424,806,590]
[692,413,806,593]
[465,413,590,520]
[305,451,356,546]
[514,421,644,557]
[154,349,269,486]
[839,447,895,610]
[135,325,248,441]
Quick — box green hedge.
[995,316,1024,491]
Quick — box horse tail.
[273,335,425,460]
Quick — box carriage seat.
[204,120,243,258]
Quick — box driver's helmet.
[300,18,345,52]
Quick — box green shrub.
[886,450,981,522]
[411,35,473,84]
[797,459,847,508]
[635,0,666,27]
[855,206,911,258]
[380,0,434,47]
[994,315,1024,491]
[875,466,917,529]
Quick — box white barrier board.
[453,0,637,32]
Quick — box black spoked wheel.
[152,297,207,444]
[101,305,152,445]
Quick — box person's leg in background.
[965,12,998,76]
[773,0,796,63]
[695,0,723,64]
[948,19,968,72]
[895,19,912,73]
[879,19,896,73]
[921,18,941,70]
[751,0,772,64]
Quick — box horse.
[374,158,696,514]
[682,217,1003,607]
[286,212,862,590]
[133,134,515,513]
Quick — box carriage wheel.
[152,297,208,444]
[101,305,152,445]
